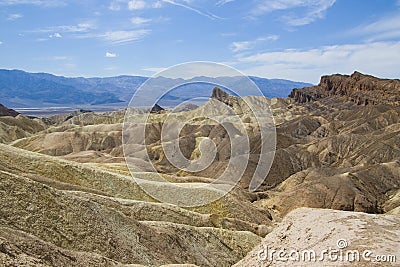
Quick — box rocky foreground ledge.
[235,207,400,267]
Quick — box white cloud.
[7,13,23,20]
[57,22,95,33]
[106,52,117,58]
[259,35,279,41]
[352,14,400,42]
[162,0,222,20]
[216,0,235,6]
[235,42,400,83]
[230,35,279,52]
[32,22,96,34]
[101,30,151,44]
[252,0,332,13]
[73,29,151,44]
[109,2,121,11]
[251,0,336,26]
[231,41,253,52]
[49,32,62,38]
[34,32,62,41]
[284,1,336,26]
[128,0,146,10]
[131,17,152,25]
[152,1,163,8]
[0,41,3,45]
[126,0,163,10]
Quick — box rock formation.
[150,104,165,113]
[211,87,241,111]
[289,71,400,106]
[0,103,19,117]
[0,106,46,144]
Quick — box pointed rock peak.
[351,71,369,80]
[211,87,231,100]
[150,104,164,113]
[352,71,364,76]
[210,87,242,112]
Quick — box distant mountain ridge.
[0,69,312,108]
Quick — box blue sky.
[0,0,399,83]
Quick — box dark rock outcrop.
[150,104,164,113]
[0,104,19,117]
[290,71,400,106]
[210,87,247,115]
[211,87,240,108]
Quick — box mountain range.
[0,69,311,108]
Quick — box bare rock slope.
[235,207,400,266]
[0,144,265,266]
[0,114,46,143]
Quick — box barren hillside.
[1,71,399,266]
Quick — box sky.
[0,0,399,83]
